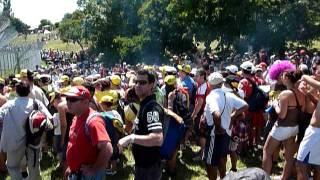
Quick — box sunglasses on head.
[135,80,148,85]
[66,97,84,103]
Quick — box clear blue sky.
[11,0,78,29]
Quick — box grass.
[10,34,83,52]
[1,142,266,180]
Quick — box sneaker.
[230,168,237,172]
[21,171,28,179]
[106,169,117,176]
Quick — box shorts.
[193,113,206,138]
[202,133,230,166]
[250,111,265,129]
[135,162,162,180]
[297,126,320,166]
[269,125,298,141]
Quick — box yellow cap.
[143,65,154,70]
[15,74,21,79]
[20,69,28,77]
[59,75,70,82]
[96,90,119,104]
[110,75,121,86]
[177,64,191,74]
[164,75,176,86]
[34,73,41,80]
[72,77,84,86]
[0,77,4,83]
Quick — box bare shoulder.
[57,100,67,111]
[279,90,292,97]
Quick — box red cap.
[259,62,267,68]
[62,86,91,99]
[300,49,306,54]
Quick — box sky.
[11,0,78,29]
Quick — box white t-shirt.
[204,88,247,136]
[53,113,61,135]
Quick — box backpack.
[85,110,124,146]
[175,87,190,111]
[140,99,185,160]
[245,78,269,112]
[25,100,52,166]
[25,100,52,149]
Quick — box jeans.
[68,170,106,180]
[6,145,41,180]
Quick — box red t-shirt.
[66,108,110,171]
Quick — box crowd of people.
[0,47,319,180]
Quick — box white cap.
[208,72,224,85]
[240,61,254,72]
[299,64,308,71]
[225,65,238,74]
[165,66,177,73]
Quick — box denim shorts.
[68,170,106,180]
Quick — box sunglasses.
[66,97,84,103]
[135,80,148,85]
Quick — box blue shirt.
[181,75,195,96]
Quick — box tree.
[75,0,320,64]
[10,17,30,35]
[59,10,85,50]
[38,19,53,30]
[2,0,11,17]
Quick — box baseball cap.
[110,75,121,86]
[62,86,91,100]
[164,75,176,86]
[20,69,33,78]
[0,77,4,84]
[208,72,224,85]
[225,65,238,74]
[72,77,85,86]
[240,61,254,72]
[259,62,267,68]
[165,66,177,74]
[59,75,70,83]
[177,64,191,74]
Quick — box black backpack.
[246,78,269,112]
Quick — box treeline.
[58,0,320,64]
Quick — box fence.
[0,41,44,77]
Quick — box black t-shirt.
[132,94,164,168]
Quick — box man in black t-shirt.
[118,69,164,180]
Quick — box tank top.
[277,90,301,127]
